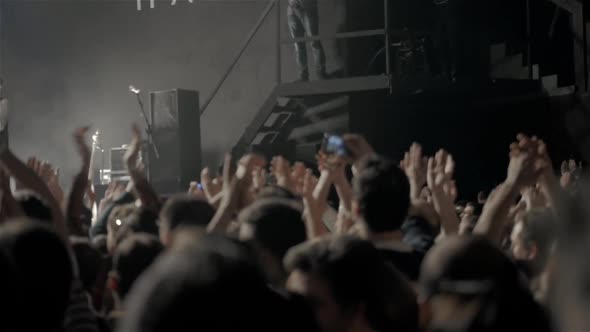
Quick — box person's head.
[510,209,555,274]
[284,236,418,332]
[13,190,53,223]
[352,155,410,235]
[112,206,160,249]
[0,219,73,331]
[111,234,163,299]
[458,202,479,234]
[256,185,300,201]
[107,203,138,253]
[70,236,102,293]
[158,195,215,246]
[420,236,551,332]
[118,234,294,332]
[92,234,109,255]
[239,198,306,285]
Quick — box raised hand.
[560,159,581,188]
[302,168,329,239]
[342,134,375,175]
[124,124,160,212]
[1,149,67,240]
[271,156,294,192]
[316,151,353,233]
[506,139,541,188]
[426,149,459,235]
[474,135,545,243]
[67,126,93,236]
[124,124,142,170]
[74,127,91,164]
[401,143,428,200]
[208,153,266,233]
[200,167,222,203]
[271,156,307,195]
[40,161,65,206]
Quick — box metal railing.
[200,0,393,115]
[545,0,586,91]
[200,0,278,114]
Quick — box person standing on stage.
[287,0,327,81]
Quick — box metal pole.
[384,0,392,91]
[277,0,282,85]
[200,0,277,115]
[526,0,533,79]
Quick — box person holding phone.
[287,0,327,81]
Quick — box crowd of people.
[0,122,588,332]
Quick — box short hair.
[284,236,418,332]
[114,207,159,247]
[159,195,215,231]
[92,234,108,255]
[70,236,102,292]
[420,236,551,332]
[239,198,306,260]
[14,191,53,223]
[517,209,555,267]
[113,234,163,298]
[353,155,410,233]
[256,185,300,201]
[118,234,300,332]
[0,219,73,330]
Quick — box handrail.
[202,0,395,117]
[280,28,432,44]
[281,29,386,44]
[200,0,278,115]
[548,0,582,14]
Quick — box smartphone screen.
[323,135,348,157]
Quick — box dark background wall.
[1,0,345,184]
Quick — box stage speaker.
[149,89,201,194]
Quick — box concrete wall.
[1,0,345,183]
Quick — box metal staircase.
[232,75,390,162]
[199,0,589,166]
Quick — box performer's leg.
[302,2,326,79]
[288,5,309,81]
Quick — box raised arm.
[124,125,161,213]
[66,127,91,236]
[0,167,23,220]
[317,153,353,234]
[0,150,68,240]
[302,169,330,239]
[474,137,538,244]
[207,153,265,233]
[427,149,460,236]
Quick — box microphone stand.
[133,91,160,183]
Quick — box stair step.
[252,132,280,145]
[278,75,389,97]
[263,112,294,129]
[288,114,349,142]
[235,87,280,153]
[491,53,525,79]
[277,97,291,107]
[542,75,558,91]
[304,96,350,119]
[547,86,575,97]
[295,141,323,162]
[490,43,507,64]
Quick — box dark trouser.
[288,0,326,80]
